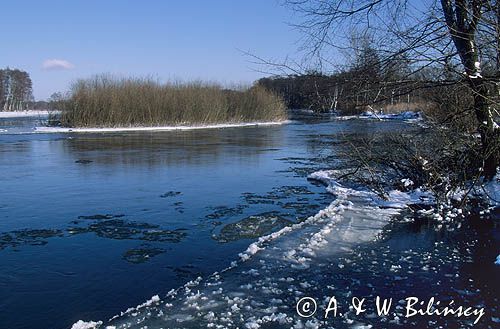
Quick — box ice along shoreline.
[33,120,290,134]
[71,169,432,329]
[34,120,291,133]
[0,110,58,118]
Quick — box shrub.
[58,75,287,127]
[335,128,486,208]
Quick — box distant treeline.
[256,69,443,116]
[257,73,425,114]
[254,41,486,120]
[257,70,487,131]
[255,44,421,114]
[57,75,287,127]
[0,68,34,111]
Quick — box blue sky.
[0,0,300,100]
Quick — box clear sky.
[0,0,300,100]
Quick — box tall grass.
[59,75,287,127]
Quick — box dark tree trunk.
[469,78,499,180]
[441,0,499,180]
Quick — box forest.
[0,68,33,111]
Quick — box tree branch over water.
[262,0,499,179]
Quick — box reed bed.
[59,76,287,127]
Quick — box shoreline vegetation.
[55,75,287,128]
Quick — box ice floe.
[70,320,103,329]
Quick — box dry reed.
[59,75,287,127]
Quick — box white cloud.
[42,59,75,70]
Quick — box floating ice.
[70,320,102,329]
[71,170,435,328]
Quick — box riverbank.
[336,110,423,121]
[0,110,57,118]
[34,120,289,133]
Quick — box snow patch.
[401,178,414,188]
[481,173,500,207]
[336,111,422,122]
[0,110,58,118]
[361,111,422,121]
[34,121,289,133]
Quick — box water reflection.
[59,127,284,167]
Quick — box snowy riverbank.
[0,110,58,118]
[338,110,423,121]
[34,121,290,133]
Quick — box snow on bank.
[34,121,289,133]
[337,110,422,122]
[0,110,58,118]
[481,172,500,207]
[362,110,422,120]
[309,169,431,209]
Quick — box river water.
[0,113,497,329]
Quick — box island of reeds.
[56,75,287,128]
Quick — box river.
[0,113,497,328]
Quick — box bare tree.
[284,0,499,179]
